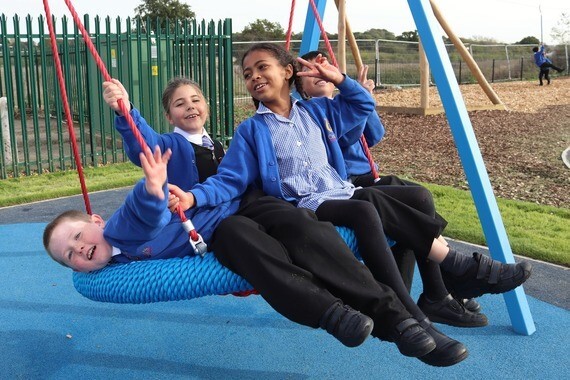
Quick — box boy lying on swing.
[43,145,238,272]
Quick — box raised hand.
[297,54,345,86]
[140,145,172,200]
[102,78,131,115]
[358,64,375,95]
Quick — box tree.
[134,0,195,33]
[236,19,285,41]
[396,30,419,42]
[358,28,396,40]
[516,36,540,45]
[550,12,570,44]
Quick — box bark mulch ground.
[373,76,570,209]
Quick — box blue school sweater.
[104,180,237,263]
[115,108,202,192]
[191,75,375,207]
[338,111,385,176]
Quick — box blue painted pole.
[299,0,328,55]
[406,0,535,335]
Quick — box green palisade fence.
[0,14,234,179]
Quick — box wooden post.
[337,0,346,72]
[429,0,504,107]
[334,0,363,72]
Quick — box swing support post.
[406,0,535,335]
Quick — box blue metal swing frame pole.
[298,0,535,335]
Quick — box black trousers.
[317,181,458,317]
[539,67,551,84]
[349,174,451,300]
[210,193,411,340]
[539,62,563,84]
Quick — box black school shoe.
[459,297,482,313]
[418,294,488,328]
[447,252,532,300]
[417,318,469,367]
[441,271,482,313]
[319,302,374,347]
[391,318,436,357]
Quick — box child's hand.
[167,184,195,212]
[102,79,131,115]
[140,146,172,200]
[297,54,344,86]
[358,64,375,95]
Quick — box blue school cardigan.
[338,111,385,176]
[104,180,238,263]
[115,107,202,192]
[191,75,376,207]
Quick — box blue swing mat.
[73,226,362,303]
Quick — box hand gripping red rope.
[43,0,207,256]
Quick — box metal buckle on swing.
[182,220,208,257]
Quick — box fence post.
[520,57,524,81]
[0,97,13,166]
[374,39,381,86]
[564,44,570,74]
[458,60,462,84]
[491,59,495,83]
[505,45,512,80]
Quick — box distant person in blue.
[532,44,564,85]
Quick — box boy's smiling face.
[49,214,113,272]
[300,58,335,99]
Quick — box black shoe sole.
[425,312,488,328]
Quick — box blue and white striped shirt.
[258,98,355,211]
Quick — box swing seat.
[73,226,376,304]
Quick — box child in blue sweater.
[42,146,225,271]
[532,45,564,86]
[103,77,225,189]
[297,50,485,325]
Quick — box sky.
[2,0,569,45]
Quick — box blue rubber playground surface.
[1,189,569,379]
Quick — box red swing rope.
[43,0,199,241]
[286,0,379,181]
[285,0,295,51]
[307,0,337,67]
[42,0,92,214]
